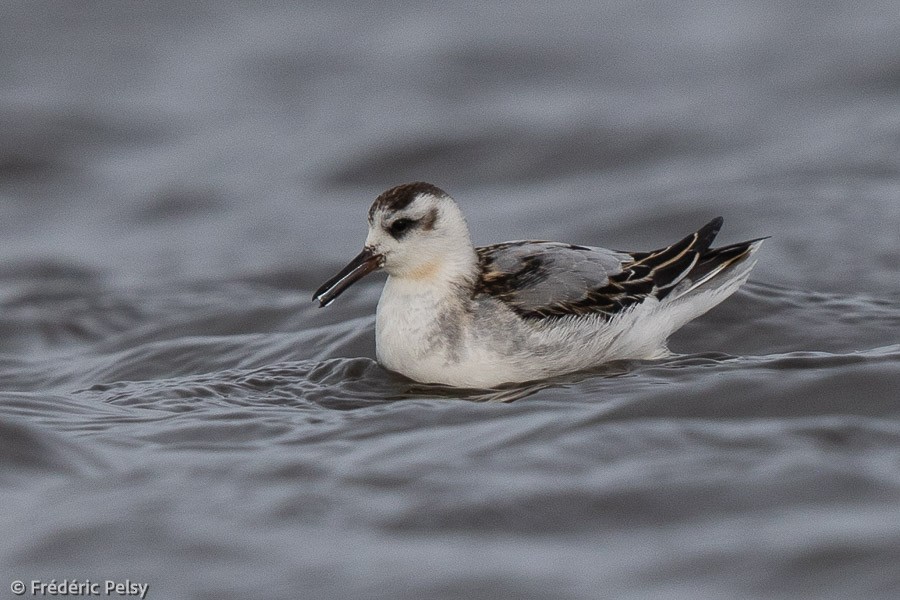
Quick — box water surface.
[2,1,899,599]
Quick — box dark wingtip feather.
[695,217,724,252]
[683,233,767,291]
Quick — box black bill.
[312,247,383,307]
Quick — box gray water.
[2,1,900,599]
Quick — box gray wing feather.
[475,241,628,314]
[475,218,757,320]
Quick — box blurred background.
[3,0,899,292]
[2,2,900,599]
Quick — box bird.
[313,182,765,388]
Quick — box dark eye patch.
[388,218,417,238]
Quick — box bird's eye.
[389,218,415,237]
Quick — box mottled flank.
[476,218,761,320]
[369,182,448,221]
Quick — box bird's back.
[475,217,764,321]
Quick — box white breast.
[376,276,455,381]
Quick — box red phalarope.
[314,182,765,388]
